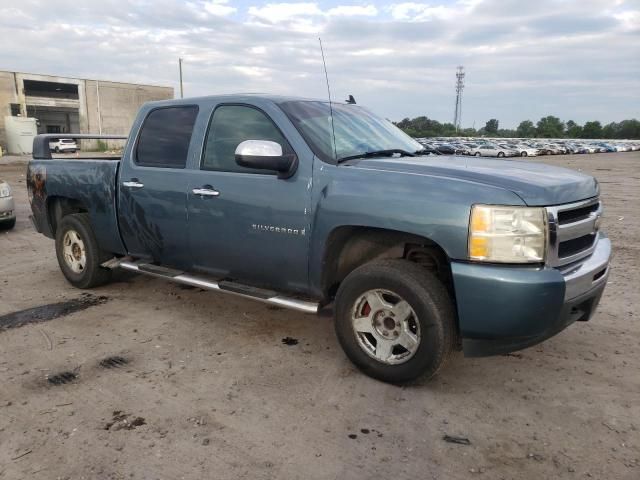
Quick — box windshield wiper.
[337,149,416,163]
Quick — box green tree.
[565,120,582,138]
[484,119,499,135]
[497,128,517,138]
[617,119,640,139]
[581,121,603,139]
[536,116,565,138]
[602,122,619,139]
[516,120,536,138]
[460,127,478,137]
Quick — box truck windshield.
[278,100,423,163]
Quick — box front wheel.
[55,213,112,289]
[474,152,480,156]
[497,152,505,158]
[334,259,456,383]
[521,151,528,157]
[0,218,15,230]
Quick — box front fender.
[307,162,525,297]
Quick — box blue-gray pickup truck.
[27,95,611,383]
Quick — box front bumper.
[0,196,15,222]
[451,235,611,357]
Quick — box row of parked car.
[417,138,640,157]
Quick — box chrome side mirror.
[234,140,297,179]
[235,140,283,158]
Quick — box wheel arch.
[320,226,453,301]
[46,196,90,237]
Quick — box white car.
[471,144,513,158]
[513,145,539,157]
[0,179,15,230]
[49,138,78,153]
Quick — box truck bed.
[28,158,126,255]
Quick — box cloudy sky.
[1,0,638,127]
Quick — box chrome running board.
[113,259,319,314]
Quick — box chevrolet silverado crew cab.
[27,95,611,383]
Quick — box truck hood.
[351,156,599,206]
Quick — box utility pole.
[453,66,465,132]
[178,58,184,99]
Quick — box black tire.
[334,259,456,384]
[497,152,505,158]
[54,147,59,153]
[0,218,15,230]
[55,213,112,289]
[474,152,480,156]
[521,151,528,157]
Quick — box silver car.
[0,180,16,230]
[471,144,513,158]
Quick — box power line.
[453,66,465,132]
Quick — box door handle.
[192,187,220,197]
[123,180,144,189]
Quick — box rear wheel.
[521,151,528,157]
[55,213,112,288]
[474,152,480,156]
[334,259,456,383]
[54,146,59,153]
[497,152,505,158]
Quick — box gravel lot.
[0,152,638,479]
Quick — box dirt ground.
[0,152,638,480]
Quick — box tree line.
[394,116,640,139]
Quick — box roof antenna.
[319,37,338,162]
[346,95,356,104]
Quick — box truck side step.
[138,263,184,277]
[218,280,276,299]
[115,260,319,314]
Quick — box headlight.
[468,205,546,263]
[0,183,11,198]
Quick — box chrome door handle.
[123,181,144,189]
[192,188,220,197]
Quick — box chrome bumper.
[563,234,611,301]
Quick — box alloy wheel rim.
[62,230,86,274]
[351,289,421,365]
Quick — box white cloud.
[327,5,378,17]
[203,1,237,16]
[612,9,640,29]
[349,48,394,56]
[247,3,323,23]
[388,3,456,21]
[233,65,271,77]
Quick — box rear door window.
[136,106,199,168]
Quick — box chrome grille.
[546,197,601,268]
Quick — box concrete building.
[0,71,173,153]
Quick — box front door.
[186,103,312,293]
[118,105,199,269]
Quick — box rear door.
[117,105,199,269]
[185,102,312,293]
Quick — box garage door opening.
[27,105,80,135]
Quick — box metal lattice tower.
[453,66,465,131]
